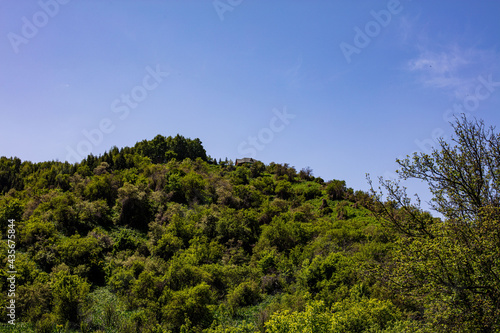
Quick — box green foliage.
[298,252,354,304]
[231,166,251,185]
[50,270,90,323]
[0,157,23,193]
[326,180,346,201]
[20,217,57,248]
[162,282,214,331]
[164,255,209,291]
[31,192,80,235]
[207,321,258,333]
[329,297,402,332]
[265,301,332,333]
[0,197,23,234]
[4,130,487,332]
[16,274,51,323]
[371,116,500,332]
[111,228,144,255]
[294,182,322,200]
[181,171,208,204]
[154,231,183,260]
[250,175,275,196]
[164,168,186,203]
[35,313,58,333]
[56,234,104,281]
[81,287,123,331]
[83,173,119,206]
[258,215,312,253]
[266,298,402,333]
[77,199,112,230]
[130,270,163,308]
[0,323,35,333]
[115,183,152,230]
[275,180,293,199]
[135,134,208,164]
[227,280,262,313]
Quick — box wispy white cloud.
[409,48,467,75]
[285,55,303,89]
[407,44,499,98]
[397,13,422,44]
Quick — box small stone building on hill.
[235,158,256,166]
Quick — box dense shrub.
[0,133,445,332]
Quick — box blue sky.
[1,0,500,212]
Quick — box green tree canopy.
[371,115,500,332]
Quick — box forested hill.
[0,134,208,194]
[1,124,499,332]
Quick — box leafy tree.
[250,161,266,178]
[258,215,312,253]
[227,280,261,313]
[250,175,275,196]
[164,168,186,203]
[164,256,208,291]
[111,228,143,255]
[371,116,500,332]
[19,218,58,270]
[50,270,90,323]
[0,132,423,331]
[162,282,214,331]
[0,157,23,193]
[93,162,110,175]
[83,173,120,206]
[56,234,104,282]
[298,252,354,304]
[134,134,208,164]
[76,199,112,230]
[216,208,258,252]
[275,180,293,199]
[153,231,183,260]
[266,298,403,333]
[326,180,346,201]
[268,163,297,181]
[0,197,23,234]
[299,166,314,181]
[181,171,208,204]
[265,301,332,333]
[231,166,251,185]
[233,185,263,209]
[130,270,163,308]
[295,182,322,201]
[329,297,402,333]
[115,183,153,230]
[16,275,52,324]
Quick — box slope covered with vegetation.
[1,117,500,332]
